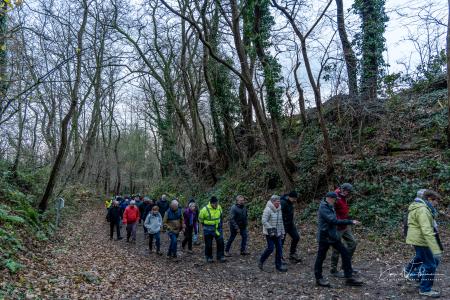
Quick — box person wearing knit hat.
[280,190,301,263]
[315,192,363,287]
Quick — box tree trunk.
[38,0,89,212]
[447,0,450,147]
[294,59,308,126]
[336,0,358,98]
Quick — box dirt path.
[2,202,449,299]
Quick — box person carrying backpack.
[199,196,226,263]
[405,189,443,298]
[163,200,184,258]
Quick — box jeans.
[126,223,137,241]
[182,225,194,250]
[315,239,352,280]
[282,225,300,255]
[330,227,357,271]
[260,235,283,270]
[110,221,121,239]
[225,227,248,253]
[204,233,224,259]
[413,246,440,292]
[167,232,179,256]
[149,232,160,252]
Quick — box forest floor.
[1,201,449,300]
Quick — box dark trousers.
[414,246,439,292]
[225,227,248,253]
[260,235,283,269]
[182,225,194,250]
[204,233,224,259]
[149,232,160,252]
[314,240,352,280]
[167,232,179,256]
[282,225,300,255]
[110,221,121,239]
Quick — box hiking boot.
[289,254,302,263]
[316,278,331,287]
[276,266,288,272]
[419,290,441,298]
[352,268,360,274]
[156,251,162,256]
[331,270,345,278]
[117,237,123,240]
[224,251,232,257]
[258,262,264,271]
[206,257,213,263]
[345,277,364,286]
[240,251,251,256]
[219,257,227,263]
[187,250,193,254]
[281,257,287,265]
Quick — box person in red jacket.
[123,200,140,242]
[330,183,358,277]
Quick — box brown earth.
[1,202,449,300]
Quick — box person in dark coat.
[281,191,301,262]
[314,192,363,287]
[225,195,250,256]
[157,194,170,218]
[106,200,122,240]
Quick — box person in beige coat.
[258,195,287,272]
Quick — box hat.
[341,183,353,192]
[130,200,136,205]
[288,191,298,198]
[210,196,218,204]
[326,192,338,199]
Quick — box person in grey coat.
[144,205,163,255]
[225,195,250,256]
[314,192,363,287]
[258,195,287,272]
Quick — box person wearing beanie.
[280,190,301,263]
[330,183,358,277]
[315,192,363,287]
[199,196,225,263]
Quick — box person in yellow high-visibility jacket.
[199,196,226,263]
[105,198,112,209]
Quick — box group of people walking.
[105,183,444,298]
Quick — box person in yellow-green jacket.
[199,196,226,263]
[105,198,112,210]
[405,189,443,298]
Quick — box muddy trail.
[2,202,449,299]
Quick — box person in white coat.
[258,195,287,272]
